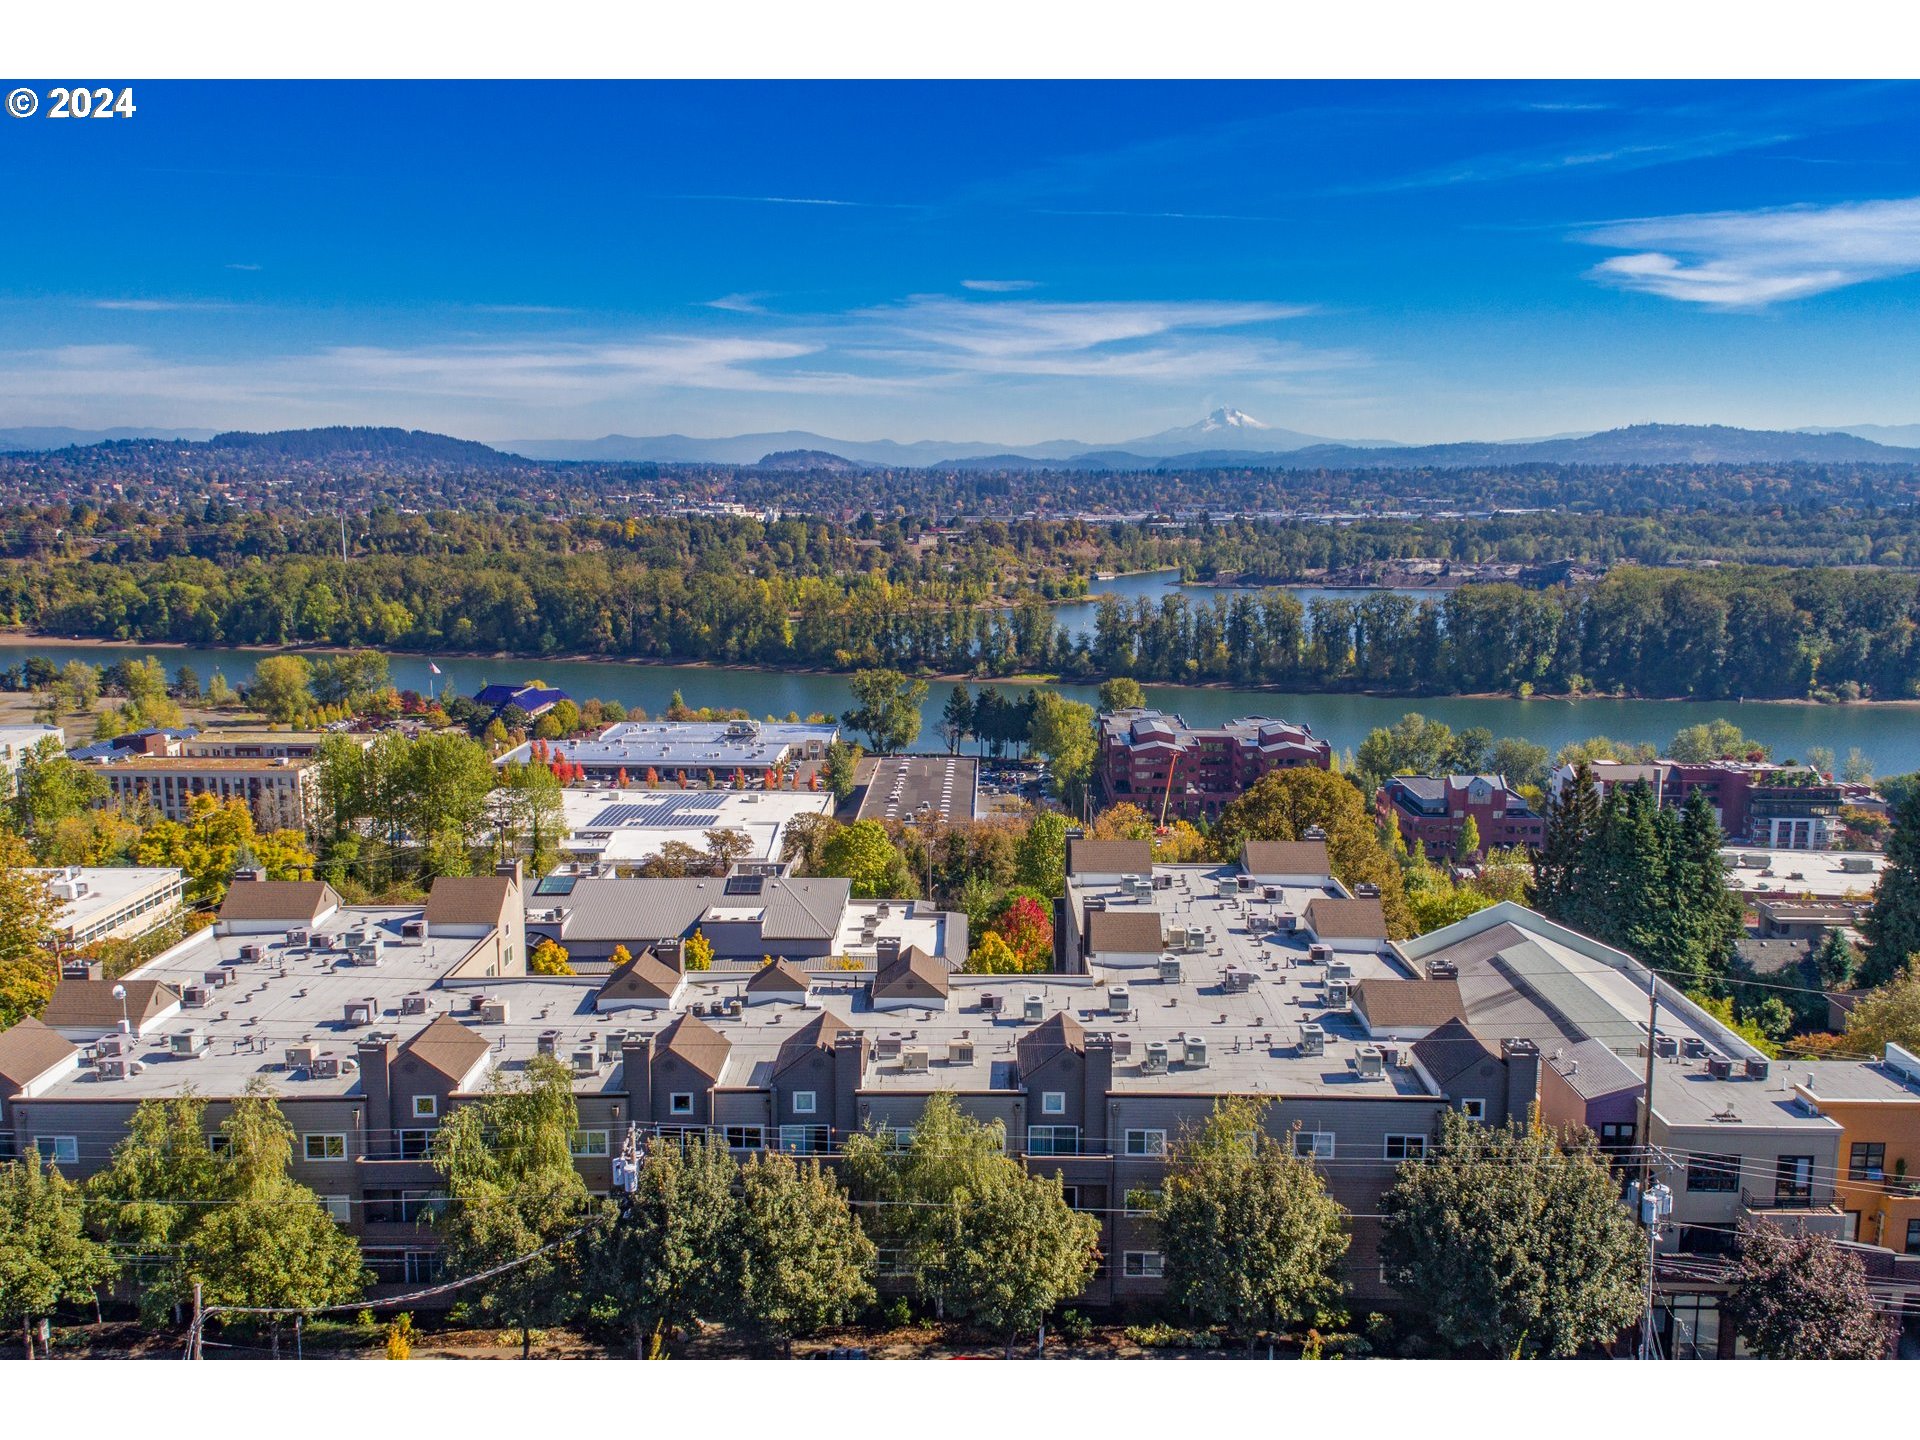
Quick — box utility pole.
[189,1281,203,1360]
[1637,967,1663,1360]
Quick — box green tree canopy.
[1096,676,1147,713]
[1863,785,1920,988]
[1379,1111,1643,1357]
[0,1152,116,1358]
[730,1151,875,1354]
[1159,1098,1350,1350]
[841,668,927,754]
[1211,768,1411,937]
[820,819,913,899]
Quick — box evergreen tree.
[1159,1098,1350,1351]
[1813,928,1860,990]
[1534,761,1600,923]
[1863,786,1920,987]
[939,684,974,754]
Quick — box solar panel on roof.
[590,794,729,828]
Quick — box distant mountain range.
[6,412,1920,470]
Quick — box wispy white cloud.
[224,262,263,272]
[92,298,237,312]
[961,279,1039,292]
[1577,195,1920,306]
[464,303,578,315]
[707,293,771,313]
[659,193,920,210]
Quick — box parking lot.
[853,754,979,824]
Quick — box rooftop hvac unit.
[1182,1035,1209,1068]
[469,993,489,1013]
[603,1030,629,1061]
[181,985,209,1009]
[876,1034,903,1059]
[310,932,333,951]
[980,992,1004,1014]
[1273,912,1298,933]
[1653,1035,1679,1059]
[1106,985,1131,1015]
[400,994,428,1016]
[1354,883,1381,899]
[1326,979,1350,1009]
[1157,956,1184,983]
[285,1045,317,1072]
[537,1029,561,1057]
[946,1038,975,1065]
[1303,825,1327,841]
[1681,1036,1709,1060]
[1141,1041,1170,1074]
[1298,1023,1326,1057]
[1152,873,1172,890]
[1427,960,1458,980]
[96,1057,130,1080]
[1745,1057,1771,1081]
[1236,874,1254,892]
[288,929,310,948]
[401,918,427,941]
[1223,968,1254,994]
[61,958,100,980]
[1086,896,1108,913]
[97,1033,132,1058]
[724,997,744,1017]
[1022,993,1045,1022]
[1325,959,1354,983]
[311,1054,343,1079]
[203,968,231,988]
[1183,926,1207,954]
[1354,1044,1385,1078]
[570,1048,598,1076]
[1308,943,1334,964]
[342,998,378,1027]
[480,1000,509,1026]
[1706,1055,1734,1080]
[1110,1034,1134,1059]
[900,1047,931,1073]
[1262,885,1281,902]
[1216,878,1238,899]
[170,1029,207,1058]
[238,943,264,963]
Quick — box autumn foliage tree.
[1723,1221,1896,1359]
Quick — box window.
[1027,1125,1079,1157]
[320,1195,352,1224]
[1907,1219,1920,1256]
[364,1189,441,1225]
[1122,1251,1164,1279]
[1776,1155,1814,1202]
[1293,1131,1335,1159]
[1059,1185,1081,1210]
[779,1124,830,1156]
[303,1133,347,1161]
[33,1136,78,1167]
[1460,1099,1487,1122]
[1041,1090,1066,1116]
[397,1129,435,1160]
[724,1125,765,1151]
[1384,1134,1428,1161]
[1599,1122,1635,1148]
[669,1092,694,1116]
[1124,1128,1167,1158]
[1849,1142,1887,1182]
[791,1090,817,1115]
[411,1094,438,1119]
[569,1129,610,1158]
[1124,1187,1162,1215]
[1686,1156,1740,1193]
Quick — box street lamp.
[112,982,130,1034]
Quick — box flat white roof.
[1720,847,1884,899]
[543,787,835,865]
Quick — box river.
[11,573,1916,772]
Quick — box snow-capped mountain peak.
[1198,406,1268,432]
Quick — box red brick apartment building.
[1098,709,1331,821]
[1374,774,1545,859]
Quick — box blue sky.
[5,80,1920,444]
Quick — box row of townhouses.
[3,842,1916,1348]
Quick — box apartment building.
[1374,773,1545,859]
[526,861,965,972]
[90,754,320,830]
[0,723,62,796]
[1097,709,1331,821]
[1549,759,1854,849]
[34,866,186,949]
[1793,1045,1920,1257]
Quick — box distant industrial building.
[89,754,319,831]
[498,718,839,786]
[1097,709,1330,821]
[1550,759,1866,850]
[34,866,186,949]
[548,786,835,866]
